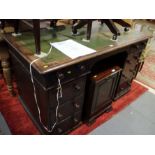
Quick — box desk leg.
[1,59,15,96]
[33,19,41,55]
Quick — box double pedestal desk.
[3,29,149,134]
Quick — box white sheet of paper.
[50,39,96,59]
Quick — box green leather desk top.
[3,22,151,73]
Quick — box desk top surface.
[3,22,151,74]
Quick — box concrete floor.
[90,91,155,135]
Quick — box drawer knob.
[58,73,64,79]
[67,70,72,74]
[57,128,63,133]
[74,118,79,123]
[74,85,81,91]
[133,56,138,60]
[126,59,131,64]
[80,65,86,71]
[74,103,80,109]
[58,113,63,118]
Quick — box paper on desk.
[50,39,96,59]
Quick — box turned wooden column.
[0,41,15,96]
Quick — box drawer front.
[49,76,87,108]
[50,94,84,122]
[91,75,116,114]
[44,62,90,89]
[57,63,89,82]
[52,111,82,135]
[123,58,140,82]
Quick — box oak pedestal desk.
[3,28,149,134]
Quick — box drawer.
[42,61,90,89]
[50,94,84,122]
[121,72,133,82]
[49,76,87,108]
[123,67,136,79]
[123,61,139,81]
[126,53,140,68]
[52,111,82,135]
[57,63,88,82]
[126,56,139,67]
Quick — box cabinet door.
[91,74,118,114]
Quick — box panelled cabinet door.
[91,75,116,114]
[87,66,121,117]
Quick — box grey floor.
[89,91,155,135]
[0,113,11,135]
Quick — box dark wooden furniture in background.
[1,19,131,54]
[72,19,131,40]
[0,19,62,55]
[0,19,20,34]
[0,19,42,55]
